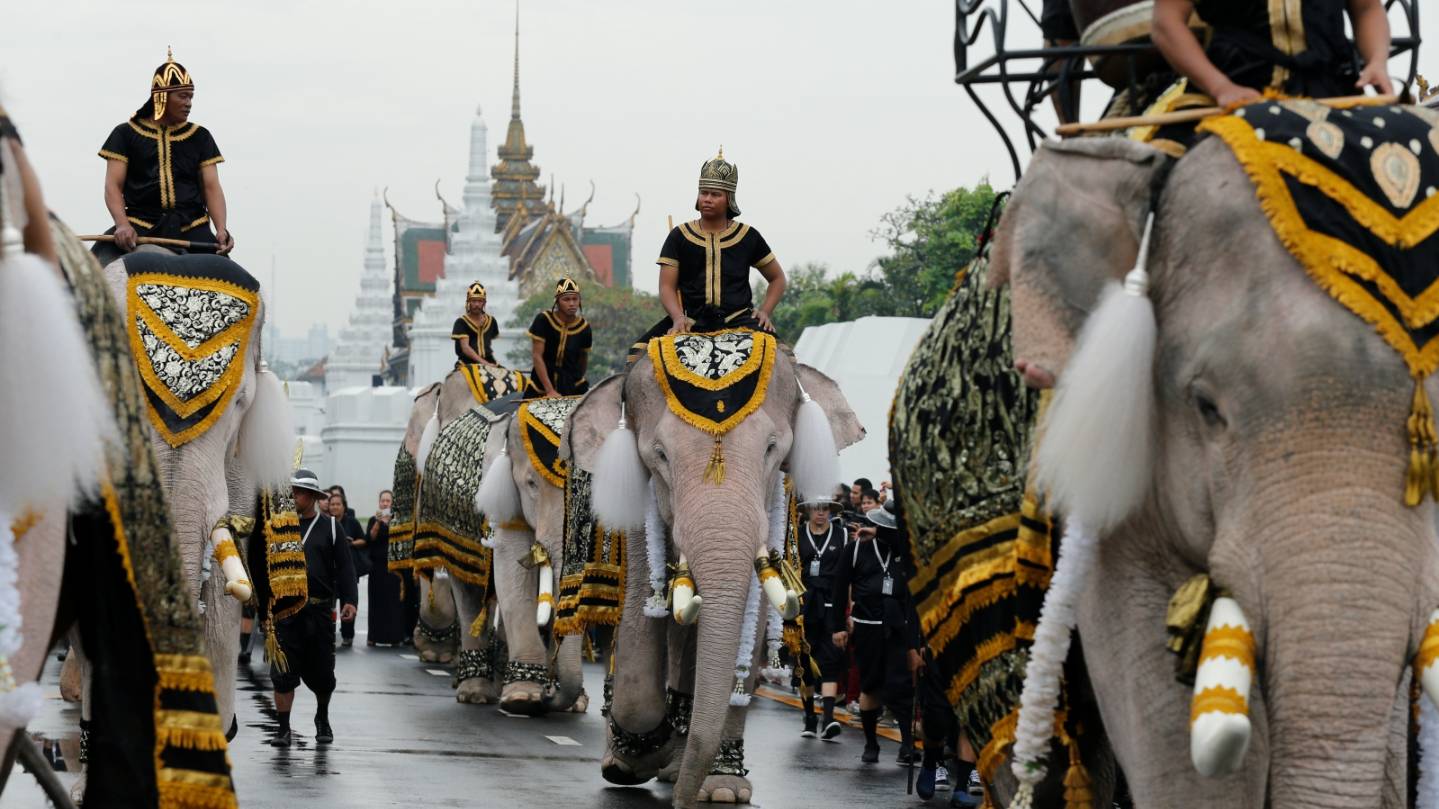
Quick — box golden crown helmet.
[554,276,581,297]
[149,47,194,121]
[697,146,740,217]
[467,281,488,301]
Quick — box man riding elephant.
[95,49,233,265]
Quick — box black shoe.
[801,716,818,738]
[861,744,880,764]
[341,638,353,648]
[238,651,251,666]
[270,729,292,748]
[897,746,918,766]
[821,721,842,741]
[315,717,334,744]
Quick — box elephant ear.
[794,364,864,450]
[990,137,1168,381]
[474,413,521,524]
[562,373,625,474]
[563,373,649,531]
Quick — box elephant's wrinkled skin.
[993,136,1438,808]
[566,351,861,808]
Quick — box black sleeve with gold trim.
[194,126,224,168]
[483,315,500,363]
[99,122,131,163]
[747,226,776,268]
[657,226,683,268]
[452,316,475,361]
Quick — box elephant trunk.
[545,633,584,712]
[1225,490,1421,808]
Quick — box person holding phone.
[366,490,407,646]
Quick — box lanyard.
[301,515,328,548]
[805,523,834,558]
[871,540,891,576]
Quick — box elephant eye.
[1195,391,1227,429]
[764,436,778,456]
[653,444,668,464]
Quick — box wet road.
[3,622,936,807]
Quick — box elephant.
[565,331,862,808]
[97,247,294,733]
[474,396,588,715]
[986,122,1439,808]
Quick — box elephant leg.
[415,572,459,664]
[492,532,546,715]
[695,611,762,805]
[603,526,672,785]
[657,622,697,783]
[452,579,500,704]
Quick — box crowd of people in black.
[794,478,979,807]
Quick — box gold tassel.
[1406,377,1438,507]
[1063,739,1094,809]
[704,434,725,484]
[264,624,289,674]
[469,607,488,638]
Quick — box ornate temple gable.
[491,15,546,233]
[519,220,594,298]
[384,190,449,348]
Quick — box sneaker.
[821,721,842,741]
[967,768,983,796]
[315,717,334,744]
[800,717,817,738]
[270,729,292,748]
[949,791,980,809]
[934,765,951,791]
[896,746,918,766]
[861,744,880,764]
[341,638,353,648]
[916,765,937,800]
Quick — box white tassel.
[0,253,114,514]
[788,389,840,504]
[475,441,522,523]
[238,365,296,489]
[1010,519,1099,791]
[642,480,669,618]
[0,512,43,729]
[415,410,440,476]
[1419,692,1439,809]
[1035,214,1157,534]
[731,571,762,706]
[592,408,650,531]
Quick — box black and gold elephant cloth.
[121,252,259,448]
[459,362,527,405]
[554,467,625,636]
[518,396,580,487]
[247,488,307,625]
[387,445,418,572]
[889,247,1058,767]
[53,219,237,808]
[413,408,494,589]
[1201,102,1439,503]
[648,328,777,434]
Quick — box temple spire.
[511,2,522,121]
[491,0,545,232]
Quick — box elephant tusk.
[755,552,800,621]
[1189,596,1254,777]
[210,528,252,603]
[671,556,700,625]
[1417,609,1439,710]
[536,562,554,627]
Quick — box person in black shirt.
[270,469,358,748]
[629,149,787,359]
[797,498,847,740]
[328,488,368,647]
[829,498,920,765]
[95,49,232,265]
[453,282,500,367]
[524,276,592,398]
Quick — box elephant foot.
[455,677,499,704]
[568,691,589,714]
[601,751,655,786]
[697,774,753,804]
[59,654,81,703]
[499,681,545,715]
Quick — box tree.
[506,284,665,379]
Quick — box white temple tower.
[406,106,522,386]
[325,194,395,391]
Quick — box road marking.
[497,709,531,718]
[425,669,449,677]
[545,735,581,746]
[400,654,419,660]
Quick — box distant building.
[326,193,395,391]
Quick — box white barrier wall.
[793,316,931,487]
[320,386,414,518]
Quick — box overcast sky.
[4,2,1433,336]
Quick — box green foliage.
[506,284,665,378]
[760,182,997,345]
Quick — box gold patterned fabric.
[458,362,527,405]
[1200,102,1439,504]
[518,396,580,488]
[120,252,259,448]
[248,489,307,625]
[413,409,495,587]
[387,445,418,571]
[554,468,626,636]
[52,219,236,808]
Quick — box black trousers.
[90,217,218,266]
[271,604,337,695]
[852,622,913,706]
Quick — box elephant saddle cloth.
[458,362,527,405]
[413,408,494,588]
[555,467,625,636]
[518,396,580,488]
[1201,101,1439,503]
[387,445,418,570]
[647,328,778,436]
[121,252,259,447]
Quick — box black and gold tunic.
[524,310,592,397]
[452,314,499,365]
[657,220,776,319]
[1196,0,1356,98]
[98,115,224,236]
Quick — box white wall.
[319,385,413,518]
[793,316,931,487]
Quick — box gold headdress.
[467,281,487,301]
[697,146,740,217]
[149,47,194,121]
[554,276,581,297]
